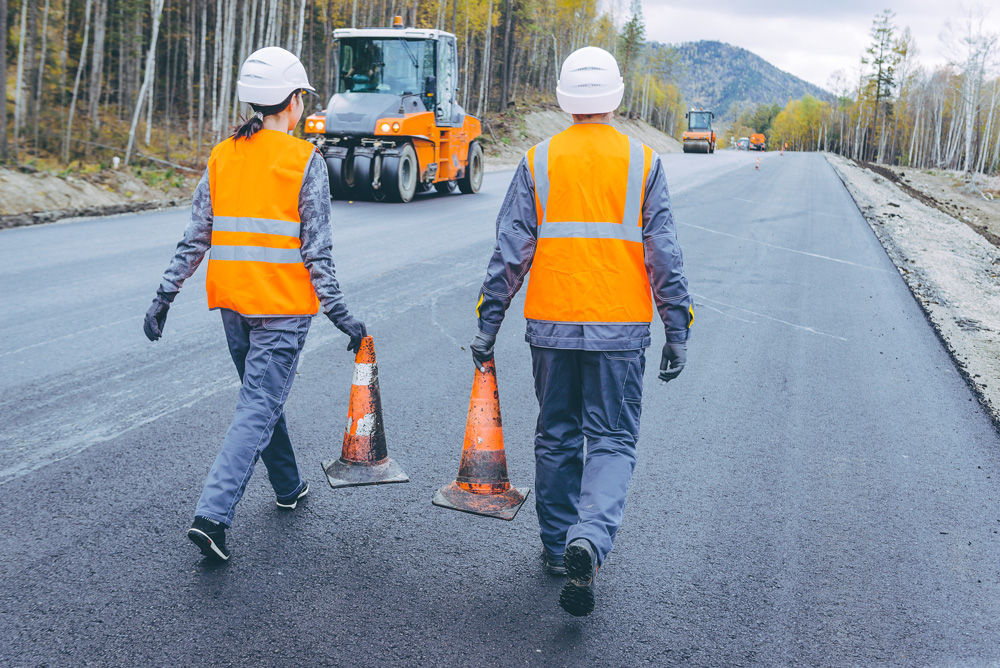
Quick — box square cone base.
[322,457,410,489]
[432,481,530,521]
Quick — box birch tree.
[125,0,166,166]
[64,0,94,163]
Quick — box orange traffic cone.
[323,336,409,488]
[755,157,760,170]
[433,359,529,520]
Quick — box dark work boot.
[187,516,230,561]
[543,550,567,577]
[559,539,598,616]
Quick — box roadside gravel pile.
[826,152,1000,427]
[0,165,196,229]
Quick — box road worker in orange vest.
[471,46,693,616]
[142,47,367,562]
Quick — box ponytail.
[231,90,300,140]
[233,111,265,140]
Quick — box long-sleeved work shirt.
[158,151,346,315]
[476,149,692,350]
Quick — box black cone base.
[432,481,530,521]
[322,457,409,489]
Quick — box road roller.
[682,108,716,154]
[303,16,483,202]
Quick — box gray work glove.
[470,330,496,372]
[659,341,687,383]
[326,303,367,353]
[143,290,177,341]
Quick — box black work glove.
[659,341,687,383]
[143,290,177,341]
[326,303,367,353]
[470,330,496,372]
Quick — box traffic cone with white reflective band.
[322,336,409,488]
[755,157,760,170]
[432,359,529,520]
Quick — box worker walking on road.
[142,47,366,562]
[470,46,693,616]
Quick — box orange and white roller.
[322,336,409,488]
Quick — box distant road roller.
[682,109,716,154]
[304,16,483,202]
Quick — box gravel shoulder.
[0,165,197,229]
[826,152,1000,427]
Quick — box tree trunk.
[88,0,108,138]
[294,0,306,56]
[475,0,492,117]
[0,0,7,160]
[197,0,207,163]
[32,0,50,151]
[13,2,29,159]
[64,0,95,163]
[187,0,195,140]
[976,79,998,174]
[499,0,512,109]
[126,0,166,166]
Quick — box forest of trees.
[0,0,687,170]
[749,7,1000,179]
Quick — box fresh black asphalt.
[2,152,1000,667]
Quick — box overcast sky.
[637,0,1000,92]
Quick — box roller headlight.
[380,122,391,133]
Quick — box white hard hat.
[556,46,624,115]
[237,46,315,106]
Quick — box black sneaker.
[559,539,598,616]
[187,516,230,561]
[276,480,309,510]
[543,551,567,577]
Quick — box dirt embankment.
[0,165,198,229]
[858,162,1000,247]
[826,153,1000,427]
[481,107,683,172]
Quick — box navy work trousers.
[194,310,311,527]
[530,345,645,565]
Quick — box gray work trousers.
[530,345,645,565]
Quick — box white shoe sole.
[276,483,309,510]
[187,528,230,561]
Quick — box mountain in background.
[664,41,834,120]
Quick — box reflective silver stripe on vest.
[210,245,304,264]
[532,139,551,225]
[213,216,302,238]
[621,138,646,228]
[531,135,646,238]
[537,221,643,243]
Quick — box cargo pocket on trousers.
[605,350,643,440]
[247,333,296,403]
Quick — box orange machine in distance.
[682,109,716,154]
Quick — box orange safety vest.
[206,129,320,316]
[525,124,654,324]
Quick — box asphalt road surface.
[3,151,1000,667]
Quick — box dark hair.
[232,90,301,140]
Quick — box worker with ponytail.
[143,46,366,561]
